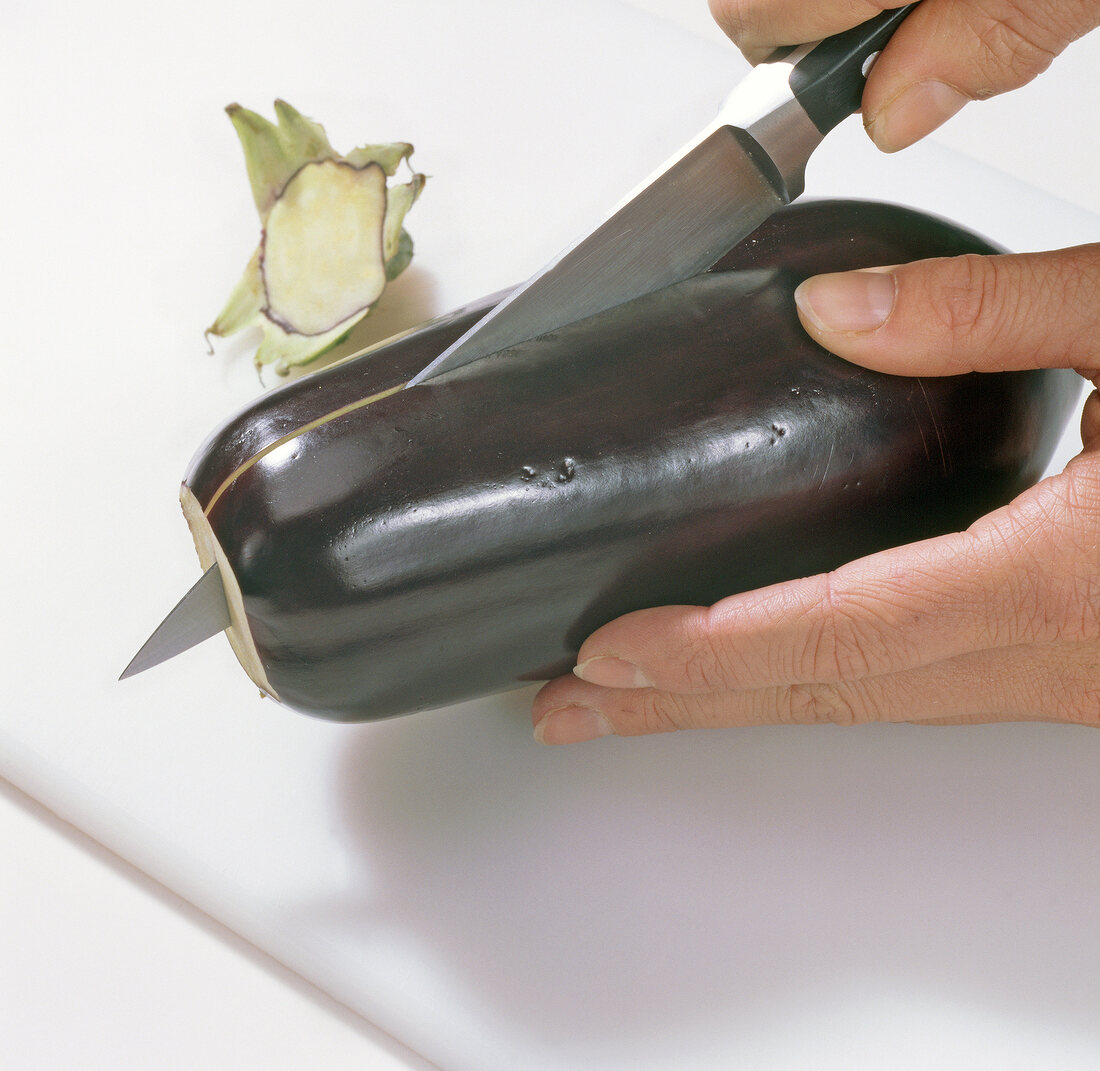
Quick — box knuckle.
[909,246,1100,369]
[633,689,694,736]
[1061,453,1100,539]
[778,682,863,727]
[971,510,1048,645]
[969,0,1074,93]
[675,610,737,691]
[993,469,1100,645]
[1052,245,1100,358]
[1041,649,1100,727]
[709,0,888,52]
[1018,247,1100,366]
[680,641,728,692]
[1059,688,1100,729]
[707,0,756,44]
[680,604,757,692]
[928,253,1005,343]
[797,572,879,683]
[1079,680,1100,728]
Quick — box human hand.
[531,246,1100,743]
[709,0,1100,151]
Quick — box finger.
[566,496,1054,698]
[866,0,1100,150]
[712,1,1100,151]
[708,0,901,62]
[532,640,1100,742]
[862,0,1100,151]
[793,245,1100,376]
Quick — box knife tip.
[118,563,232,682]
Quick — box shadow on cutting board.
[323,689,1100,1061]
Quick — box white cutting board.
[4,1,1100,1068]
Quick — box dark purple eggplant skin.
[187,200,1080,721]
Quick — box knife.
[121,4,915,680]
[406,3,916,385]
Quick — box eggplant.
[183,199,1079,721]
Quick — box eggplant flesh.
[183,200,1080,721]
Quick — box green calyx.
[208,100,425,374]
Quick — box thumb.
[792,244,1100,377]
[861,0,1100,151]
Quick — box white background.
[4,2,1099,1069]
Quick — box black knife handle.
[783,4,917,135]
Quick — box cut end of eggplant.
[180,485,278,699]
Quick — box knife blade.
[119,563,231,680]
[406,3,915,386]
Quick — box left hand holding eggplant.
[532,244,1100,742]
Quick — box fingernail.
[534,705,615,745]
[867,80,969,153]
[794,270,896,334]
[574,655,653,688]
